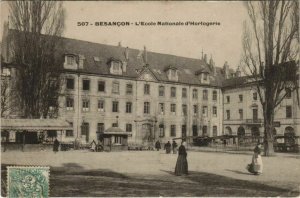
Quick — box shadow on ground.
[2,164,299,197]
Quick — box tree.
[241,1,299,156]
[1,75,18,117]
[8,1,65,118]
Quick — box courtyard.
[1,150,300,197]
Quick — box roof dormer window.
[67,56,75,65]
[64,54,78,70]
[164,65,178,81]
[108,58,123,75]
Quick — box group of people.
[156,139,263,177]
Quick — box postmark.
[7,166,49,198]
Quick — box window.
[114,136,122,144]
[126,124,132,132]
[286,89,291,99]
[253,109,258,120]
[226,96,230,103]
[66,129,74,137]
[98,100,105,112]
[171,104,176,114]
[126,102,132,113]
[144,84,150,95]
[159,86,165,97]
[126,84,133,95]
[192,125,198,136]
[182,88,187,98]
[193,89,198,99]
[202,106,208,117]
[66,78,74,90]
[98,81,105,92]
[82,79,90,91]
[66,97,74,111]
[239,109,243,120]
[171,87,176,97]
[213,106,217,116]
[159,124,165,137]
[112,101,119,112]
[170,125,176,137]
[66,56,75,65]
[112,123,118,127]
[203,90,208,100]
[213,126,217,137]
[81,122,89,136]
[82,99,89,111]
[97,123,104,133]
[182,104,187,116]
[144,102,150,114]
[253,92,257,100]
[203,73,208,81]
[66,122,73,137]
[112,82,120,94]
[226,110,230,120]
[182,125,187,138]
[239,94,243,102]
[213,91,217,101]
[193,105,198,116]
[159,103,164,114]
[286,106,292,118]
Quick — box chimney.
[204,54,207,64]
[118,41,122,47]
[236,66,241,77]
[223,61,229,79]
[143,46,147,64]
[125,47,129,60]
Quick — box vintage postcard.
[1,1,299,197]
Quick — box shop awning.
[104,127,129,135]
[0,119,73,131]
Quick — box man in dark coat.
[165,141,171,154]
[53,138,60,153]
[172,140,178,154]
[155,140,161,151]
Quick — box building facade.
[1,29,299,146]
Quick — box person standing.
[175,142,188,176]
[247,143,263,175]
[53,138,60,153]
[155,140,161,151]
[172,140,178,154]
[165,141,171,154]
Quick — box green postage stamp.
[7,166,49,198]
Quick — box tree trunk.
[264,107,275,156]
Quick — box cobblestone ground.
[1,150,300,197]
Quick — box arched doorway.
[237,126,245,136]
[225,126,232,135]
[284,127,295,144]
[284,127,295,136]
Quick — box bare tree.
[8,1,65,118]
[241,1,299,156]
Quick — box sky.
[1,1,249,69]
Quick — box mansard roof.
[6,29,232,87]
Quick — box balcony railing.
[245,119,263,124]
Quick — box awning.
[104,127,129,135]
[0,119,73,131]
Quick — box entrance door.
[142,124,153,144]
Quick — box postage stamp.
[7,166,49,198]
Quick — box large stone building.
[1,29,299,146]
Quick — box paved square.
[1,150,300,196]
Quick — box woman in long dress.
[175,142,188,176]
[247,144,263,175]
